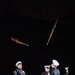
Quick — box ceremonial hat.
[15,61,22,67]
[44,65,50,68]
[65,67,69,70]
[52,59,59,66]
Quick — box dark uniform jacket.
[64,73,69,75]
[13,68,27,75]
[50,68,60,75]
[41,72,50,75]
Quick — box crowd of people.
[13,59,69,75]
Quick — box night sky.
[0,0,75,75]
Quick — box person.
[50,59,60,75]
[41,65,50,75]
[13,61,27,75]
[64,67,69,75]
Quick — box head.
[51,59,59,69]
[44,65,50,72]
[15,61,22,69]
[66,69,69,73]
[65,67,69,74]
[51,63,56,69]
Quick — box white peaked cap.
[52,59,59,66]
[15,61,22,67]
[65,67,69,70]
[44,65,50,68]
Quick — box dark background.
[0,0,75,75]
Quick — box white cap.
[15,61,22,67]
[52,59,59,66]
[44,65,50,68]
[65,67,69,70]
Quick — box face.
[17,63,22,69]
[51,64,55,68]
[45,67,50,72]
[66,70,69,73]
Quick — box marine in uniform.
[41,65,50,75]
[50,59,60,75]
[13,61,27,75]
[64,67,69,75]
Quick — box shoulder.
[56,69,60,72]
[53,69,60,74]
[55,69,60,71]
[13,69,19,73]
[41,72,47,75]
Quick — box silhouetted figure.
[50,59,60,75]
[13,61,27,75]
[64,67,69,75]
[41,65,50,75]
